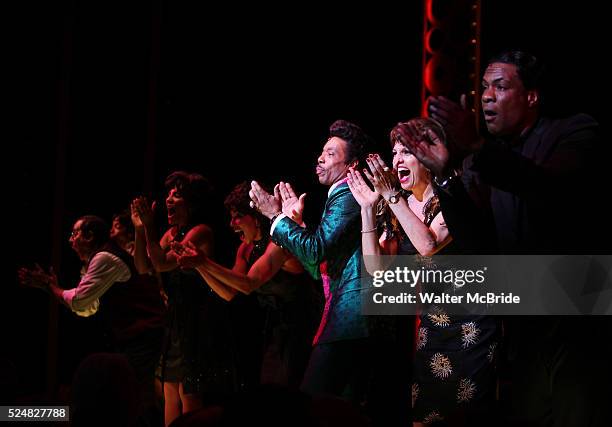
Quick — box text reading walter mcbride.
[372,292,520,305]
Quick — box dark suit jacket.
[472,114,601,253]
[436,114,610,376]
[438,114,602,254]
[271,182,369,344]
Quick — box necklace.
[174,226,189,242]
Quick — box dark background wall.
[7,0,608,399]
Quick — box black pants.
[507,317,612,427]
[300,337,412,427]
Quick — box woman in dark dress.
[132,171,235,427]
[347,118,499,426]
[173,182,319,389]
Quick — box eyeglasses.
[69,229,81,238]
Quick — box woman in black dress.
[132,171,235,426]
[172,182,318,389]
[347,118,499,426]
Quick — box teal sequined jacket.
[271,182,369,344]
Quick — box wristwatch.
[387,191,402,204]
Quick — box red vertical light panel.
[422,0,481,120]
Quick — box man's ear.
[82,230,95,244]
[527,90,539,109]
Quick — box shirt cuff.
[62,288,99,317]
[270,213,287,235]
[62,288,76,307]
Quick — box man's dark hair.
[164,171,213,224]
[487,49,545,91]
[328,120,373,167]
[78,215,110,249]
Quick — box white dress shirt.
[62,251,131,317]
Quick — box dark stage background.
[7,0,608,401]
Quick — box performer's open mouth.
[398,167,411,183]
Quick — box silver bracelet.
[361,226,377,233]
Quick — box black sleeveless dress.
[387,196,500,424]
[247,234,320,388]
[161,227,237,395]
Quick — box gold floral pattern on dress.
[422,410,443,424]
[487,342,497,362]
[461,322,480,348]
[457,378,476,403]
[430,353,453,379]
[417,326,428,350]
[427,305,450,327]
[412,383,419,408]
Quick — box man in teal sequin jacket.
[249,120,374,402]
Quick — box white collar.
[328,177,348,197]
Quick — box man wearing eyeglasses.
[18,215,165,424]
